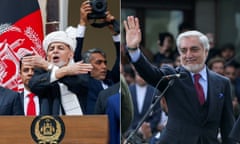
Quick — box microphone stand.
[124,79,176,144]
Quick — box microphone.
[162,72,187,80]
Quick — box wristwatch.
[127,47,138,51]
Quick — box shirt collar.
[24,88,31,98]
[190,65,207,81]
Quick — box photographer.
[71,0,120,114]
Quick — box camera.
[87,0,107,19]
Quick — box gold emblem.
[31,115,65,144]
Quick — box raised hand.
[22,55,49,70]
[80,0,92,26]
[123,16,142,48]
[105,11,118,35]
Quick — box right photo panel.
[121,0,240,144]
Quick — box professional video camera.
[87,0,107,19]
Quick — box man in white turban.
[22,30,93,115]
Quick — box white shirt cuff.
[112,34,120,42]
[77,24,86,37]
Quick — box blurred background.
[121,0,240,63]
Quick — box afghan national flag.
[0,0,45,91]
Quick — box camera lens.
[96,2,103,9]
[87,0,107,19]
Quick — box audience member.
[173,53,181,67]
[220,43,239,67]
[122,64,136,86]
[207,57,225,75]
[205,32,219,63]
[127,72,161,143]
[224,64,240,118]
[153,32,175,65]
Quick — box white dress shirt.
[24,89,40,116]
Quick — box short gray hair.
[176,30,210,53]
[82,48,106,63]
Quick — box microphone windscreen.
[179,72,188,79]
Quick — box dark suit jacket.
[106,93,120,144]
[94,83,120,144]
[231,74,240,141]
[29,68,89,115]
[74,37,120,114]
[229,115,240,142]
[0,86,23,115]
[19,91,51,115]
[131,53,235,144]
[128,84,161,134]
[95,82,120,114]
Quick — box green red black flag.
[0,0,45,91]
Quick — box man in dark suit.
[72,1,120,114]
[123,16,235,144]
[127,72,161,142]
[24,30,93,115]
[0,86,23,115]
[95,82,120,114]
[19,54,50,115]
[94,82,120,144]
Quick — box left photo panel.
[0,0,121,143]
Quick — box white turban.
[43,27,77,52]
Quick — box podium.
[0,115,109,144]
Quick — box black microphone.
[162,72,187,80]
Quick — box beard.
[53,60,68,67]
[181,57,207,73]
[182,63,205,73]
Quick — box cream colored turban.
[43,27,77,52]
